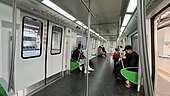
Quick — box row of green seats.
[70,54,97,71]
[0,84,7,96]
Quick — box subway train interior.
[0,0,170,96]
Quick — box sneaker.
[84,70,90,74]
[79,66,82,71]
[88,68,94,71]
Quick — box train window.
[93,39,96,49]
[76,35,87,50]
[51,26,62,55]
[156,10,170,58]
[21,16,43,59]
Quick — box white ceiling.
[0,0,129,41]
[89,0,122,23]
[53,0,129,40]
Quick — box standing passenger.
[113,48,120,67]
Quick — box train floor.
[32,56,144,96]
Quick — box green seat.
[120,67,138,84]
[91,54,96,56]
[0,84,7,96]
[97,52,102,57]
[70,60,79,71]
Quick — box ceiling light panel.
[121,26,125,32]
[42,0,76,21]
[76,21,84,26]
[126,0,137,13]
[122,14,132,26]
[83,26,88,29]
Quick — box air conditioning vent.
[106,29,110,33]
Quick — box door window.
[21,16,43,58]
[51,26,62,55]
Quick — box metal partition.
[137,0,153,96]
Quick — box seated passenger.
[97,46,103,57]
[71,43,81,61]
[98,46,106,57]
[71,43,83,71]
[71,44,94,73]
[122,45,139,88]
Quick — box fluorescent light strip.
[119,31,122,37]
[76,34,83,37]
[126,0,137,13]
[89,29,106,40]
[122,14,132,26]
[83,25,88,29]
[24,24,39,29]
[42,0,76,21]
[76,21,84,26]
[42,0,106,41]
[90,29,94,32]
[121,26,125,32]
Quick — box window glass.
[157,10,170,58]
[51,26,62,54]
[82,37,87,50]
[93,39,96,49]
[22,16,43,58]
[76,35,87,50]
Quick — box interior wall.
[0,2,22,92]
[0,2,20,86]
[70,31,77,52]
[63,28,71,71]
[0,20,2,78]
[108,41,116,54]
[127,35,131,45]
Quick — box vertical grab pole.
[8,0,17,92]
[137,0,153,96]
[86,12,91,96]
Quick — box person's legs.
[113,58,119,70]
[84,63,90,73]
[88,64,94,71]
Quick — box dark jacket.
[71,49,80,61]
[126,51,139,72]
[128,52,139,67]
